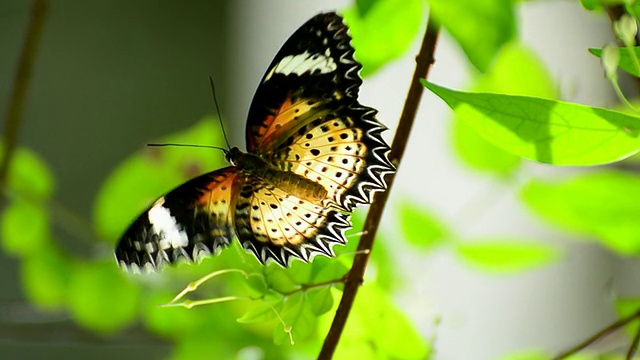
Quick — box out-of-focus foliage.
[343,0,426,76]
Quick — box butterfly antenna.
[147,143,228,152]
[209,76,232,150]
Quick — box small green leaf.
[399,199,450,250]
[68,261,140,333]
[307,286,334,316]
[237,301,279,324]
[615,298,640,337]
[244,274,269,297]
[454,239,560,273]
[93,118,224,243]
[497,349,551,360]
[590,46,640,78]
[2,146,55,199]
[342,0,425,76]
[273,293,316,345]
[1,199,50,256]
[429,0,516,72]
[522,171,640,255]
[425,81,640,165]
[21,245,71,309]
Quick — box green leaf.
[1,198,50,256]
[521,171,640,255]
[355,0,376,16]
[21,245,72,309]
[273,292,316,345]
[330,284,429,359]
[453,43,556,176]
[590,46,640,78]
[399,199,450,250]
[307,286,334,316]
[1,146,55,199]
[454,239,560,273]
[342,0,425,76]
[425,81,640,165]
[429,0,516,72]
[237,301,280,324]
[68,261,140,333]
[93,118,224,242]
[497,349,551,360]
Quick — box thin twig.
[553,308,640,359]
[317,13,441,359]
[0,0,48,198]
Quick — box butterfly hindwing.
[233,173,350,266]
[115,167,239,271]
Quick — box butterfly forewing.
[246,13,361,153]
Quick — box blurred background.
[2,0,640,359]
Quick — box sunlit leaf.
[399,199,450,250]
[590,46,640,78]
[429,0,516,72]
[342,0,425,76]
[453,43,556,176]
[454,239,560,273]
[425,81,640,165]
[93,118,224,243]
[21,245,71,309]
[68,261,140,333]
[522,171,640,255]
[355,0,376,16]
[1,198,49,256]
[1,145,55,199]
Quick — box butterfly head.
[225,146,242,166]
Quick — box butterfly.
[115,12,395,271]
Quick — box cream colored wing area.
[233,174,350,266]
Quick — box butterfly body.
[115,12,395,270]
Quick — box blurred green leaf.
[237,300,280,324]
[1,198,49,256]
[343,0,425,76]
[497,349,551,360]
[454,239,560,273]
[399,199,450,250]
[522,171,640,255]
[1,145,55,199]
[68,261,140,333]
[425,81,640,165]
[273,292,316,345]
[310,256,348,284]
[590,46,640,78]
[429,0,516,72]
[329,284,429,359]
[307,286,334,316]
[616,298,640,338]
[93,118,224,243]
[21,245,72,309]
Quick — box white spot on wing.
[148,197,189,249]
[264,50,337,82]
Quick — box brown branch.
[317,13,441,359]
[626,319,640,360]
[553,308,640,360]
[0,0,48,198]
